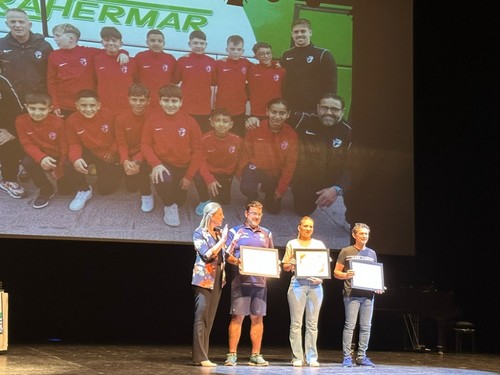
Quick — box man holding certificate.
[224,201,273,367]
[334,223,383,368]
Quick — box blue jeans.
[287,277,323,363]
[342,296,374,357]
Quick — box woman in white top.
[282,216,327,367]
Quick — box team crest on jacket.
[280,140,289,150]
[205,65,212,72]
[101,124,110,133]
[306,56,314,63]
[121,66,128,73]
[332,138,342,148]
[241,67,247,74]
[178,128,186,137]
[273,74,280,81]
[162,64,169,72]
[80,58,88,66]
[34,50,43,59]
[228,145,236,154]
[48,132,57,140]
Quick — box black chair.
[451,321,475,354]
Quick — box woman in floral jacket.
[191,202,237,367]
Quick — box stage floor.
[0,344,498,375]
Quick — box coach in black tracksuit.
[281,18,337,115]
[0,8,53,102]
[290,93,351,223]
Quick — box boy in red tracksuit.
[47,23,129,118]
[173,30,216,133]
[115,83,154,213]
[141,84,202,227]
[94,27,137,114]
[193,108,242,216]
[15,92,74,208]
[214,35,251,137]
[65,89,123,211]
[238,98,298,214]
[135,29,176,113]
[247,42,286,118]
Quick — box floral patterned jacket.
[191,227,226,289]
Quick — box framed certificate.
[349,259,385,291]
[239,246,280,278]
[295,249,331,279]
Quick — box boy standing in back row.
[135,29,177,113]
[247,42,286,118]
[173,30,216,133]
[214,35,251,137]
[94,27,137,114]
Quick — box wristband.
[333,185,343,196]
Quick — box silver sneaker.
[141,194,154,212]
[163,203,180,226]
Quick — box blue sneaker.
[195,200,211,216]
[224,352,237,366]
[342,356,353,367]
[356,356,375,367]
[248,353,268,366]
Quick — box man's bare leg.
[228,314,244,353]
[250,314,264,354]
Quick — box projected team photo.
[0,0,414,255]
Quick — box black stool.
[453,321,475,353]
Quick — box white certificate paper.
[295,249,331,279]
[239,246,280,278]
[350,259,385,291]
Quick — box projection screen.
[0,0,413,255]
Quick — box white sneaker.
[69,187,92,211]
[163,203,180,226]
[292,360,303,367]
[141,194,154,212]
